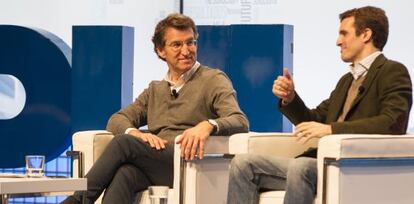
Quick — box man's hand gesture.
[273,67,295,104]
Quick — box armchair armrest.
[318,134,414,159]
[229,132,318,157]
[173,135,233,204]
[317,134,414,204]
[72,130,114,178]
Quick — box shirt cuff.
[208,119,219,134]
[125,127,138,134]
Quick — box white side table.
[0,177,87,204]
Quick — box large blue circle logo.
[0,25,71,168]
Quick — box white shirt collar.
[164,61,200,90]
[349,51,381,80]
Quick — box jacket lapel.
[329,75,353,122]
[349,54,387,110]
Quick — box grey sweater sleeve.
[106,87,149,135]
[208,71,249,135]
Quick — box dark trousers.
[74,134,174,204]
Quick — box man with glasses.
[227,6,412,204]
[62,13,248,204]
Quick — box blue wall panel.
[196,26,230,72]
[72,26,134,133]
[197,25,293,132]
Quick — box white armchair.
[72,130,175,204]
[229,133,414,204]
[228,133,319,204]
[175,132,318,204]
[71,130,236,204]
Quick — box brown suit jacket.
[281,54,412,136]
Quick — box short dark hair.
[152,13,198,60]
[340,6,389,51]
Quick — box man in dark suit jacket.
[227,6,412,204]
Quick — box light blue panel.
[197,25,293,132]
[71,26,134,133]
[338,158,414,167]
[0,25,72,167]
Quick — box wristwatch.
[207,119,218,134]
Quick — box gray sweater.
[107,65,249,142]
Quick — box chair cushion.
[259,191,285,204]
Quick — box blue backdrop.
[197,24,293,132]
[0,25,72,167]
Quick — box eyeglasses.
[167,39,197,51]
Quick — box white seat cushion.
[259,191,285,204]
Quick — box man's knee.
[230,154,261,176]
[287,157,317,180]
[109,164,148,190]
[231,154,252,170]
[116,164,136,178]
